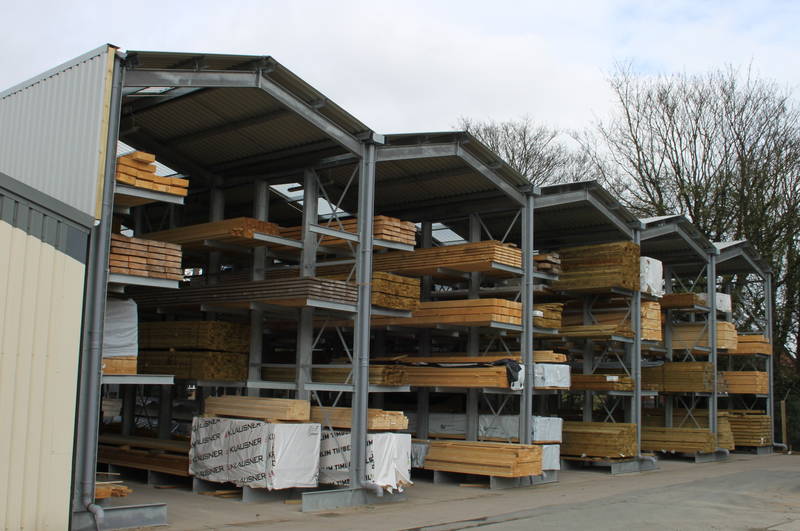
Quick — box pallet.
[203,396,310,422]
[110,233,183,281]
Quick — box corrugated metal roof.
[640,215,716,266]
[0,44,116,218]
[714,240,771,276]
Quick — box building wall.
[0,174,90,530]
[0,44,117,219]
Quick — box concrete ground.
[115,453,800,531]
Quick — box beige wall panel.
[0,221,86,530]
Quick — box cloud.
[2,0,800,136]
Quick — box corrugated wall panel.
[0,175,89,531]
[0,45,116,219]
[0,220,86,530]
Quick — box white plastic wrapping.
[535,364,571,389]
[407,413,562,443]
[532,416,563,443]
[698,292,732,313]
[640,257,664,298]
[189,417,229,482]
[102,297,138,357]
[541,444,561,470]
[189,417,321,490]
[319,430,411,492]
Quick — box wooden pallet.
[139,321,250,352]
[310,407,408,430]
[133,277,358,308]
[110,233,183,281]
[422,440,542,478]
[551,242,640,292]
[138,350,248,381]
[561,422,637,458]
[141,217,282,249]
[719,371,769,394]
[204,396,310,422]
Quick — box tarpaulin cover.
[102,297,138,357]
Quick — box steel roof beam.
[455,146,526,206]
[124,69,260,88]
[534,189,588,209]
[585,194,635,240]
[717,247,767,278]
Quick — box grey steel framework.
[640,216,725,459]
[713,240,776,448]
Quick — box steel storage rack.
[713,240,777,454]
[639,215,728,462]
[530,182,652,474]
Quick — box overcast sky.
[3,1,800,134]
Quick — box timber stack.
[534,252,562,274]
[719,371,769,394]
[133,277,358,309]
[422,441,542,477]
[642,362,716,393]
[278,215,416,248]
[97,434,190,477]
[641,427,716,454]
[570,374,634,392]
[729,334,772,355]
[115,151,189,202]
[322,271,420,311]
[109,234,183,281]
[671,322,738,351]
[262,365,406,386]
[141,217,282,249]
[642,409,735,451]
[727,412,773,447]
[660,292,705,309]
[204,395,311,422]
[551,241,640,292]
[561,422,637,458]
[562,299,662,341]
[310,407,409,430]
[138,321,249,381]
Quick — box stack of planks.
[375,352,568,364]
[109,233,183,281]
[204,395,310,421]
[562,300,662,341]
[133,277,358,309]
[102,357,138,375]
[643,409,735,451]
[719,371,769,394]
[261,365,406,386]
[115,151,188,202]
[641,427,716,454]
[551,242,640,292]
[422,441,542,477]
[402,366,509,388]
[728,334,772,355]
[660,292,704,309]
[570,374,634,392]
[310,407,408,430]
[325,271,420,311]
[535,303,564,329]
[561,422,637,458]
[141,218,282,250]
[97,434,190,477]
[671,321,738,351]
[534,252,562,275]
[278,216,416,248]
[642,362,715,393]
[370,299,521,328]
[94,483,133,499]
[559,323,634,339]
[138,321,249,381]
[727,412,773,447]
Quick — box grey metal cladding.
[0,45,115,218]
[0,172,90,264]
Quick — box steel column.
[248,180,269,395]
[351,143,376,488]
[416,222,433,440]
[466,214,480,441]
[296,170,318,400]
[632,229,642,455]
[765,272,775,420]
[157,385,172,439]
[664,265,673,427]
[708,253,718,434]
[519,193,535,444]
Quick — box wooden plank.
[204,396,310,422]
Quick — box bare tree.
[458,116,576,186]
[584,64,800,372]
